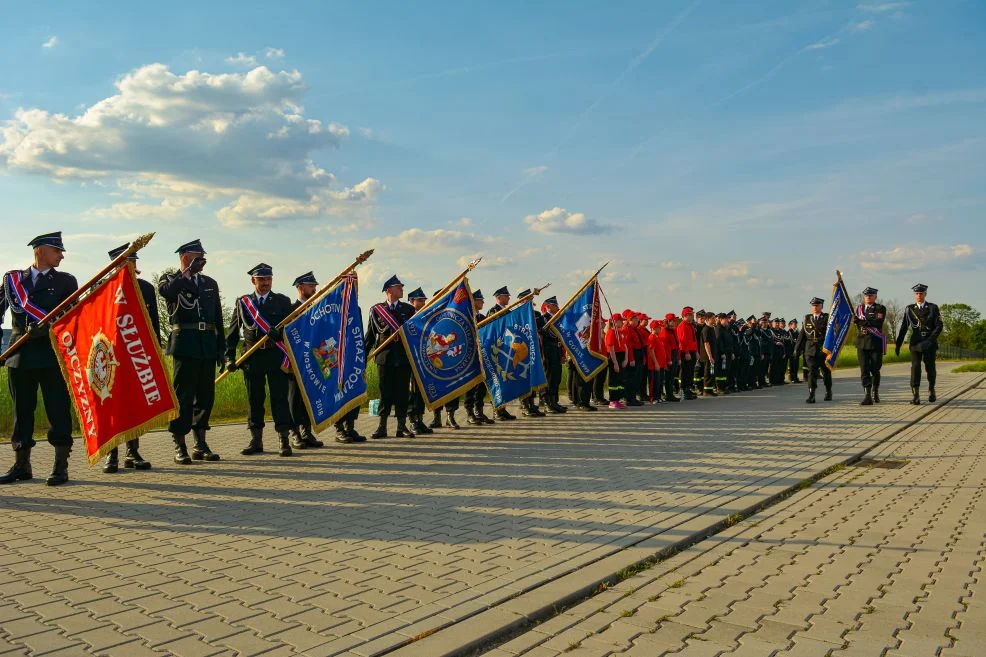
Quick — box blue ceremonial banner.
[477,298,547,410]
[400,277,484,410]
[823,275,853,370]
[545,277,608,381]
[283,274,368,432]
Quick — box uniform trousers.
[287,376,310,427]
[608,358,625,402]
[909,346,937,388]
[858,349,883,389]
[593,370,607,402]
[378,363,412,419]
[7,366,73,450]
[243,360,292,432]
[679,352,696,394]
[170,357,216,437]
[805,349,832,391]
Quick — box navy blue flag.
[400,277,483,409]
[823,275,853,370]
[477,298,547,409]
[545,277,608,381]
[283,274,368,432]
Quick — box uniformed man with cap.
[693,311,707,395]
[286,271,325,448]
[787,319,801,383]
[795,297,833,403]
[465,288,494,424]
[366,275,416,438]
[769,317,789,386]
[102,243,160,473]
[743,315,761,390]
[756,314,771,388]
[226,263,295,457]
[0,232,78,486]
[714,313,733,394]
[700,312,718,396]
[855,287,887,405]
[539,295,567,414]
[895,283,943,404]
[725,311,740,392]
[486,286,519,420]
[158,239,224,464]
[676,307,699,400]
[514,288,547,418]
[404,287,435,435]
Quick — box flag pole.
[0,232,156,364]
[367,257,482,361]
[477,283,550,328]
[215,249,374,384]
[543,262,609,329]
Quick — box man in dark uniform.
[0,232,78,486]
[795,297,832,404]
[539,296,567,413]
[158,239,224,464]
[855,286,887,406]
[103,243,159,473]
[226,264,296,457]
[404,287,434,435]
[693,311,707,395]
[756,314,771,388]
[700,312,718,396]
[725,311,740,392]
[714,313,733,394]
[769,317,789,386]
[465,289,494,425]
[895,283,944,405]
[286,271,325,449]
[787,319,801,383]
[366,275,416,438]
[486,286,518,421]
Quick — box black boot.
[0,447,32,484]
[911,387,921,405]
[241,427,265,455]
[928,387,936,403]
[413,414,433,435]
[371,417,389,439]
[192,428,220,461]
[522,400,545,417]
[806,388,816,404]
[346,420,366,442]
[861,386,873,406]
[395,417,415,438]
[103,447,120,473]
[335,421,354,444]
[873,387,880,404]
[278,431,293,457]
[546,395,567,413]
[429,411,443,429]
[301,425,323,448]
[125,439,151,470]
[823,388,832,401]
[477,405,496,424]
[289,427,308,450]
[173,435,193,465]
[495,408,516,421]
[446,409,460,429]
[466,408,481,425]
[46,444,71,486]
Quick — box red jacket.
[621,324,642,351]
[676,320,698,352]
[605,327,625,354]
[647,333,669,370]
[661,326,678,354]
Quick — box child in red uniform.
[605,315,627,408]
[647,320,669,403]
[661,314,681,402]
[620,310,643,406]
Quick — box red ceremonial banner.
[50,264,178,466]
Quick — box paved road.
[0,364,980,657]
[489,377,986,657]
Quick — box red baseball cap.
[681,306,693,316]
[649,320,660,330]
[665,313,676,321]
[622,309,635,319]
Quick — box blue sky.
[1,0,984,320]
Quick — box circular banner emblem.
[87,329,120,403]
[419,307,477,381]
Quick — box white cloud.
[603,271,636,284]
[666,282,681,292]
[457,253,515,269]
[263,47,286,60]
[450,216,472,227]
[42,36,59,50]
[859,244,978,271]
[857,2,909,12]
[0,63,379,228]
[660,260,682,270]
[85,197,196,219]
[523,165,548,177]
[713,263,750,279]
[225,52,257,67]
[373,228,498,253]
[852,19,876,32]
[804,37,840,51]
[524,207,615,235]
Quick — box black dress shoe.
[429,413,444,429]
[928,388,936,403]
[467,413,482,425]
[413,418,434,435]
[495,409,516,421]
[395,421,415,438]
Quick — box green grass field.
[0,345,922,436]
[952,360,986,373]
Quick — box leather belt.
[171,322,216,332]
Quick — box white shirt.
[29,266,51,285]
[256,292,270,305]
[917,303,926,310]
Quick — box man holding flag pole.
[366,275,417,439]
